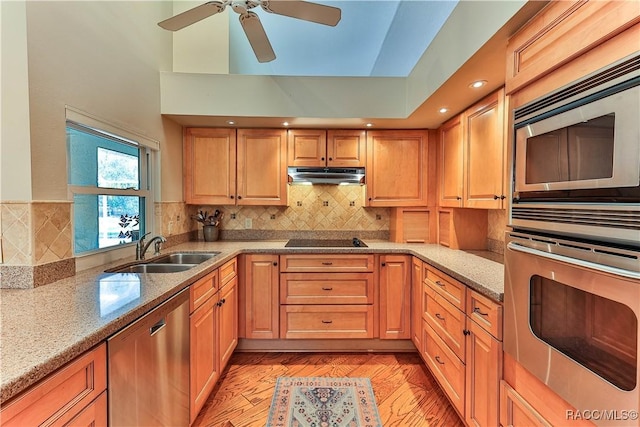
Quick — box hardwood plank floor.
[193,352,464,427]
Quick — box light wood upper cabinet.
[366,130,430,207]
[184,128,287,206]
[327,130,366,167]
[464,88,506,208]
[438,88,506,209]
[237,129,288,206]
[288,129,366,167]
[439,115,464,207]
[184,128,236,205]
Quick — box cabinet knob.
[493,195,500,200]
[500,195,506,200]
[463,329,471,336]
[456,196,462,200]
[321,157,325,161]
[273,261,278,266]
[230,195,234,199]
[329,157,333,161]
[368,197,372,201]
[237,195,242,200]
[381,262,386,267]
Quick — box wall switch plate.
[245,218,252,229]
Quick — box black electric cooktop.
[285,238,368,248]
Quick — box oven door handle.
[507,242,640,280]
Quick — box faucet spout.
[137,235,166,260]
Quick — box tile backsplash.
[182,185,389,235]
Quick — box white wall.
[1,1,33,201]
[21,1,180,201]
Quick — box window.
[67,121,151,255]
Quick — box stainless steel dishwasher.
[108,288,189,426]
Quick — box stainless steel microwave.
[510,54,640,246]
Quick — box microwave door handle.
[507,242,640,280]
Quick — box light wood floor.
[193,352,464,427]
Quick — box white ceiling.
[227,1,458,77]
[163,1,548,129]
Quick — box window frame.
[65,107,158,263]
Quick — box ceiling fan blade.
[158,1,227,31]
[239,11,276,63]
[261,1,341,26]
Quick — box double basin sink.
[106,252,221,274]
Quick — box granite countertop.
[0,240,504,404]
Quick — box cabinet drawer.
[220,257,238,285]
[424,265,466,311]
[190,270,219,312]
[467,290,502,340]
[1,344,107,427]
[424,284,466,362]
[422,321,465,416]
[280,305,374,339]
[280,273,373,305]
[280,254,374,273]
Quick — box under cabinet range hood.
[287,167,365,185]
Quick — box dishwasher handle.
[150,318,166,335]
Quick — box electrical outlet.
[245,218,252,229]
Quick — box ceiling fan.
[158,1,341,63]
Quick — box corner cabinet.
[438,88,506,209]
[184,128,287,206]
[366,130,430,207]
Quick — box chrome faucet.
[136,233,166,260]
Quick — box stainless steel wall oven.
[506,53,640,425]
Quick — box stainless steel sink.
[105,251,220,274]
[149,252,220,264]
[113,263,197,273]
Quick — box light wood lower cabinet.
[189,258,238,424]
[279,254,375,339]
[500,381,552,427]
[0,344,107,427]
[379,254,411,339]
[410,257,424,349]
[240,254,280,339]
[419,263,503,426]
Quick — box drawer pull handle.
[435,313,445,321]
[435,280,446,287]
[473,307,489,316]
[435,356,445,365]
[322,287,333,291]
[322,262,333,266]
[321,320,333,324]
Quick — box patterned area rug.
[267,377,382,427]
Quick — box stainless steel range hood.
[287,167,365,185]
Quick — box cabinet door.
[218,275,238,372]
[237,129,288,205]
[439,115,464,207]
[366,130,429,206]
[465,319,502,427]
[287,129,327,166]
[184,128,236,205]
[190,296,218,424]
[500,381,552,427]
[327,130,366,167]
[411,257,424,349]
[379,255,411,339]
[464,89,506,208]
[242,254,280,339]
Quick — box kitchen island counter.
[0,240,503,404]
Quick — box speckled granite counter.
[0,240,503,404]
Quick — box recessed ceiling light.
[469,80,487,89]
[439,108,448,114]
[282,122,289,127]
[227,120,235,125]
[365,123,373,127]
